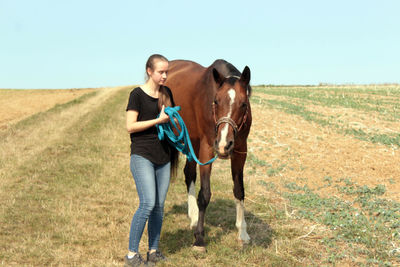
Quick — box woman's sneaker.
[124,253,148,267]
[147,250,167,264]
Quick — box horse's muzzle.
[214,139,234,159]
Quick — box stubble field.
[0,89,95,129]
[0,85,399,266]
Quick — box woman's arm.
[126,105,170,134]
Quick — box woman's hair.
[146,54,179,175]
[145,54,168,81]
[145,54,173,111]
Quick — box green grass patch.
[257,178,400,265]
[251,93,400,148]
[344,128,400,147]
[254,86,400,120]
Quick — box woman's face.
[148,60,168,85]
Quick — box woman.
[125,54,178,267]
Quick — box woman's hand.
[158,105,170,124]
[126,105,170,133]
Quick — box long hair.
[145,54,172,110]
[145,54,179,176]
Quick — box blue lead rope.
[156,106,217,166]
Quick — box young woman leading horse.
[125,54,178,266]
[165,59,252,251]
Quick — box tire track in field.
[0,89,95,128]
[0,86,133,265]
[0,86,130,195]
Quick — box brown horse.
[165,59,252,251]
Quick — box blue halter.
[156,106,217,166]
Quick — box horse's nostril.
[225,140,234,151]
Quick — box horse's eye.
[214,99,218,105]
[241,102,247,108]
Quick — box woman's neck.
[141,80,160,98]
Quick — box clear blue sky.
[1,0,400,89]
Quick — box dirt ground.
[0,89,95,129]
[249,91,400,202]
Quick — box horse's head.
[212,66,251,159]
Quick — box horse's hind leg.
[231,150,251,244]
[184,159,198,229]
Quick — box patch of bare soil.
[249,99,400,202]
[0,89,95,128]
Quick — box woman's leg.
[148,161,171,251]
[128,154,157,253]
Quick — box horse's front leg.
[231,148,251,244]
[184,139,200,229]
[184,159,198,229]
[193,144,213,251]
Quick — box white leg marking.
[235,199,250,243]
[188,182,198,229]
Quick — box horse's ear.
[212,68,225,86]
[239,66,251,86]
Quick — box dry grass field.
[0,85,399,266]
[0,89,95,129]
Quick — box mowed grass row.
[252,86,400,147]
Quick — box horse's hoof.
[238,238,251,249]
[240,238,251,244]
[239,240,250,250]
[192,246,207,253]
[190,222,198,230]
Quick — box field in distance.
[0,88,96,128]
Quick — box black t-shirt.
[126,86,174,165]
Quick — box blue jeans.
[128,154,171,252]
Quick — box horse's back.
[167,60,206,93]
[168,60,205,74]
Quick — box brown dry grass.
[0,87,123,193]
[249,96,400,201]
[0,86,132,266]
[0,89,95,129]
[0,85,399,266]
